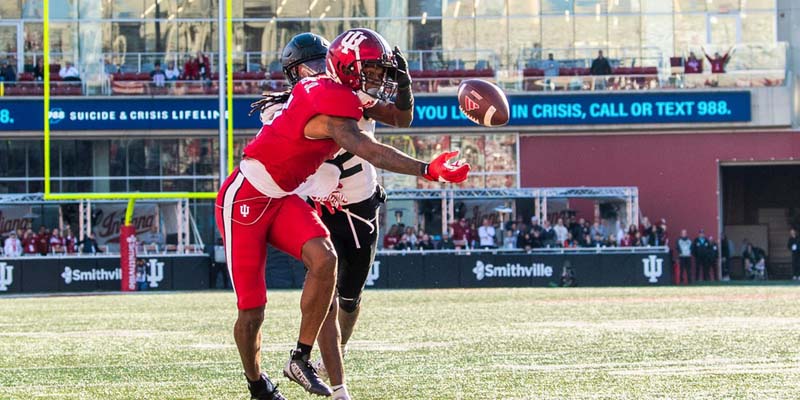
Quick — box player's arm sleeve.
[312,87,363,121]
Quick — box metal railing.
[377,246,670,255]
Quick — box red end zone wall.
[519,131,800,242]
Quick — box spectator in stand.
[519,231,534,252]
[684,52,703,74]
[35,225,49,255]
[49,228,64,254]
[418,234,435,251]
[402,226,418,249]
[437,232,455,250]
[590,221,606,241]
[183,55,199,80]
[451,218,469,249]
[676,229,693,284]
[541,220,556,247]
[383,224,400,250]
[654,218,668,246]
[703,46,734,74]
[478,218,496,249]
[581,233,595,248]
[692,229,713,282]
[563,232,578,248]
[59,61,81,81]
[79,232,100,254]
[165,61,181,81]
[720,233,733,281]
[530,216,542,234]
[590,50,612,90]
[605,234,617,247]
[22,229,36,255]
[626,224,638,244]
[502,230,517,249]
[3,232,22,257]
[632,231,644,246]
[140,225,165,251]
[395,234,412,250]
[103,58,118,75]
[531,230,544,249]
[135,258,149,291]
[554,218,568,245]
[543,53,560,90]
[150,61,167,88]
[33,60,44,81]
[709,236,719,280]
[619,231,633,247]
[196,51,211,80]
[63,227,77,254]
[639,217,654,246]
[789,228,800,281]
[467,221,479,248]
[742,240,767,280]
[1,59,16,83]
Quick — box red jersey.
[243,76,363,193]
[23,236,37,254]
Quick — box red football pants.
[215,169,329,310]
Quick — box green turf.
[2,286,800,399]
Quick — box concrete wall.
[519,131,800,243]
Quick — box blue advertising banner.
[412,91,752,127]
[0,91,751,131]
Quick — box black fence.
[0,248,672,295]
[0,255,209,294]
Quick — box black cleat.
[283,350,333,397]
[248,372,287,400]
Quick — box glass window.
[474,17,505,69]
[441,1,476,55]
[743,0,776,11]
[608,16,644,65]
[0,0,22,19]
[674,0,706,13]
[542,0,573,15]
[541,14,573,59]
[707,0,740,13]
[509,16,541,67]
[574,15,607,51]
[742,12,776,43]
[641,15,672,59]
[475,0,505,16]
[574,0,605,14]
[642,0,672,13]
[507,0,539,16]
[609,0,641,13]
[674,13,706,55]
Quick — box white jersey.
[328,117,378,204]
[259,97,378,204]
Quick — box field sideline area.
[2,287,800,399]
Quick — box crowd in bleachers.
[0,45,776,97]
[381,213,672,252]
[1,225,99,257]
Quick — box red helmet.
[326,28,397,100]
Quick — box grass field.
[2,286,800,399]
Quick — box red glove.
[423,151,470,183]
[310,184,348,215]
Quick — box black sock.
[293,342,313,360]
[247,373,266,392]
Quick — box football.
[457,79,510,127]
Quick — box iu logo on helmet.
[340,30,368,57]
[239,204,250,218]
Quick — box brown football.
[457,79,510,127]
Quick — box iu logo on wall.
[642,255,664,283]
[0,262,14,291]
[146,259,165,288]
[365,261,380,286]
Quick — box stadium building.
[0,0,798,284]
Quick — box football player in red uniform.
[216,28,469,400]
[252,30,414,400]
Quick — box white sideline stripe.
[223,172,245,296]
[484,106,496,126]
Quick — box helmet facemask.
[358,57,398,101]
[285,56,327,85]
